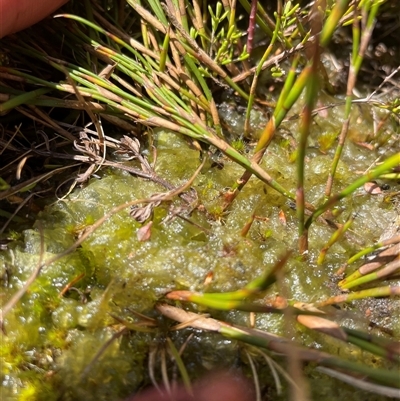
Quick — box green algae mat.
[1,1,400,400]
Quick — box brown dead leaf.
[364,182,382,194]
[137,221,153,242]
[156,304,221,331]
[297,315,347,341]
[278,209,287,225]
[203,271,214,286]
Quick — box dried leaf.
[203,271,214,285]
[364,182,382,194]
[297,315,347,341]
[121,135,140,154]
[119,136,153,172]
[137,221,153,242]
[98,63,116,79]
[156,304,221,332]
[278,209,287,225]
[130,202,156,223]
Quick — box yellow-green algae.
[1,118,399,400]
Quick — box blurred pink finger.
[0,0,68,38]
[126,371,256,401]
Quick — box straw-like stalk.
[325,1,382,197]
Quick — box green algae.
[1,113,399,401]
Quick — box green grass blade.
[306,153,400,228]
